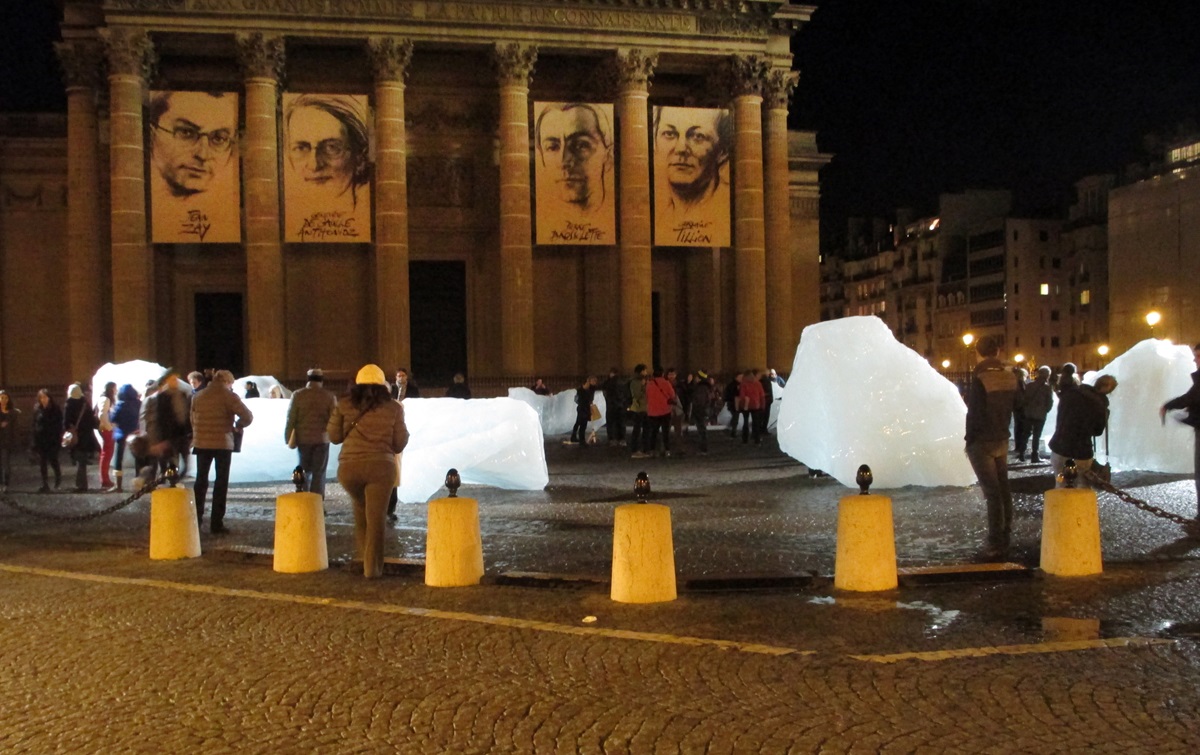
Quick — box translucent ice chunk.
[776,316,976,489]
[508,387,606,436]
[232,375,292,399]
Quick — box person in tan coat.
[329,364,409,578]
[189,369,253,535]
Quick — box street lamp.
[962,333,975,348]
[941,359,951,370]
[1013,353,1025,364]
[1098,344,1109,368]
[1146,310,1162,339]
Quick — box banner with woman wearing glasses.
[149,91,241,244]
[283,94,373,243]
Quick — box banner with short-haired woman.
[148,91,241,244]
[533,102,616,245]
[282,93,373,243]
[652,106,732,247]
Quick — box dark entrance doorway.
[194,293,245,375]
[409,261,467,387]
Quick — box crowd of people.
[546,365,787,458]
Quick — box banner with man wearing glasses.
[148,91,241,243]
[282,94,373,243]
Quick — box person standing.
[600,367,627,446]
[110,384,141,492]
[628,364,650,459]
[32,389,63,493]
[1011,367,1029,460]
[1161,343,1200,520]
[1020,366,1054,463]
[285,368,337,498]
[690,371,714,455]
[63,383,99,492]
[392,368,421,400]
[0,390,21,493]
[97,382,117,491]
[645,367,676,457]
[963,336,1020,560]
[190,370,253,534]
[329,365,409,579]
[738,370,766,444]
[723,372,743,437]
[446,373,471,399]
[567,375,597,445]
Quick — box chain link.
[1083,469,1200,538]
[0,473,168,522]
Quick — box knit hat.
[68,384,83,400]
[697,370,708,379]
[355,364,388,386]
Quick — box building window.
[1041,337,1046,347]
[1015,336,1020,347]
[1051,336,1060,348]
[1040,283,1049,295]
[1051,310,1060,321]
[1039,230,1049,242]
[1080,289,1091,305]
[1013,230,1019,241]
[1015,310,1020,321]
[1052,257,1061,269]
[1040,256,1046,269]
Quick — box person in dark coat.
[567,376,598,445]
[1049,374,1117,486]
[963,336,1020,560]
[63,383,100,492]
[0,389,21,493]
[599,367,627,446]
[1161,343,1200,519]
[690,370,715,454]
[32,389,63,492]
[445,372,471,399]
[110,383,141,491]
[1019,366,1054,463]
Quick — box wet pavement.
[3,430,1200,750]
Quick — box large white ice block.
[777,316,976,489]
[508,387,606,436]
[1064,339,1196,474]
[229,396,548,502]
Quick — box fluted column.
[100,28,154,361]
[763,68,798,370]
[730,55,769,369]
[614,49,657,370]
[56,40,107,376]
[492,43,537,377]
[236,33,286,376]
[368,38,414,373]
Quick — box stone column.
[492,43,538,377]
[100,28,154,361]
[236,33,286,376]
[56,40,107,376]
[368,37,414,373]
[613,49,657,371]
[730,55,770,369]
[763,68,799,371]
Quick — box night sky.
[4,1,1199,253]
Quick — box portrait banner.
[652,105,732,247]
[149,91,241,244]
[534,102,616,245]
[283,93,373,243]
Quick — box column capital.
[492,43,537,88]
[727,54,771,98]
[99,27,155,80]
[235,32,285,81]
[55,40,105,91]
[763,68,799,111]
[613,48,658,92]
[367,37,414,83]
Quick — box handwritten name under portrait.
[652,106,732,247]
[534,102,616,246]
[284,94,373,243]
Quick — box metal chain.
[1083,469,1200,538]
[0,473,168,522]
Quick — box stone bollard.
[274,468,328,573]
[611,472,677,603]
[425,469,484,587]
[834,464,898,592]
[1040,459,1102,576]
[149,468,201,560]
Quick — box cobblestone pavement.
[3,431,1200,750]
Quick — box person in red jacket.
[738,369,766,444]
[645,367,677,457]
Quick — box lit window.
[1040,283,1049,296]
[1080,290,1090,305]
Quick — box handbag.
[1089,420,1111,484]
[589,403,601,422]
[61,408,84,449]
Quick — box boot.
[115,470,124,492]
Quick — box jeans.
[629,411,648,454]
[98,429,114,486]
[605,405,626,443]
[339,458,398,578]
[193,449,232,527]
[692,412,709,452]
[37,446,61,488]
[570,409,590,443]
[648,414,671,455]
[0,447,10,488]
[297,443,331,498]
[965,439,1013,550]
